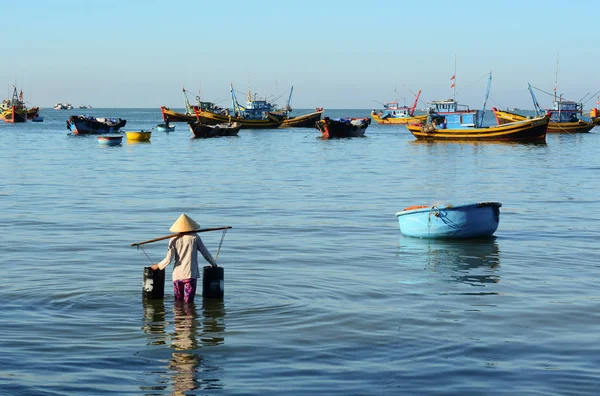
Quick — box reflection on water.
[142,299,167,346]
[171,302,201,394]
[200,299,226,346]
[398,237,501,287]
[142,299,226,394]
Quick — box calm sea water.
[1,108,599,395]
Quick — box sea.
[1,108,599,395]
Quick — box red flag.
[450,75,455,80]
[451,83,455,88]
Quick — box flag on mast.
[450,75,455,80]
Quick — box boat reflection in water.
[398,236,501,287]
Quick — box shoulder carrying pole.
[131,226,232,247]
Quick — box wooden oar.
[131,226,232,247]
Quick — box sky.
[2,0,599,110]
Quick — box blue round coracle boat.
[395,202,501,239]
[156,123,175,132]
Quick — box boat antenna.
[553,53,559,101]
[452,54,457,101]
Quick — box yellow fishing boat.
[371,90,425,124]
[493,107,594,133]
[160,106,196,123]
[372,113,427,124]
[495,83,596,133]
[280,109,324,128]
[407,73,549,142]
[406,115,549,142]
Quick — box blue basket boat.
[156,123,175,132]
[395,202,501,239]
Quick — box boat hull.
[406,116,548,142]
[1,107,27,123]
[492,108,594,133]
[27,107,40,120]
[160,106,196,123]
[281,111,323,128]
[97,136,123,146]
[396,202,501,239]
[315,117,371,139]
[371,114,427,124]
[67,116,127,135]
[188,122,241,138]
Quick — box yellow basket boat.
[125,130,152,141]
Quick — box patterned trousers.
[173,278,197,303]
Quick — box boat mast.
[528,84,543,116]
[408,90,421,116]
[553,53,559,102]
[477,72,492,128]
[285,86,294,112]
[182,86,193,113]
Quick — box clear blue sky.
[3,0,599,110]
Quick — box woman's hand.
[151,264,159,270]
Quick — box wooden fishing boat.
[315,117,371,139]
[396,202,502,239]
[193,107,283,129]
[407,73,549,142]
[407,115,549,141]
[160,106,196,123]
[156,122,175,132]
[492,97,595,134]
[97,135,123,146]
[269,86,324,128]
[188,121,241,138]
[1,86,29,123]
[193,86,285,129]
[67,115,127,135]
[371,90,427,124]
[0,107,27,123]
[281,109,324,128]
[125,130,151,141]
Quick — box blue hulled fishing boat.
[67,115,127,135]
[406,73,549,141]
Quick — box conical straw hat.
[169,213,201,233]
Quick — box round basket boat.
[125,131,152,141]
[156,123,175,132]
[97,135,123,146]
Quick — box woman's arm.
[197,237,217,266]
[151,239,174,270]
